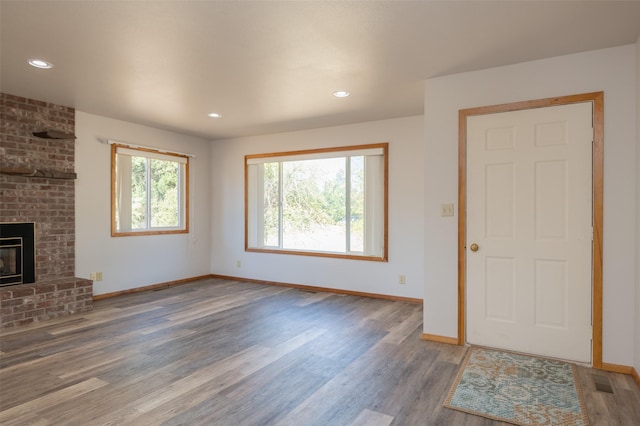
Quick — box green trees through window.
[112,145,188,236]
[246,143,387,261]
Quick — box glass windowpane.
[281,158,346,252]
[113,145,188,236]
[350,156,365,252]
[263,162,280,246]
[131,156,147,229]
[150,159,179,227]
[245,143,387,260]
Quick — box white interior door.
[466,102,593,363]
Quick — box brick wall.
[0,93,92,327]
[0,278,93,327]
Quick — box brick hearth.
[0,93,93,328]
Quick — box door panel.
[466,102,593,363]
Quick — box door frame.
[457,92,604,368]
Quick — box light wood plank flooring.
[1,278,639,425]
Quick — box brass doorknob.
[470,243,479,252]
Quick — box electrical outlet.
[236,260,241,268]
[440,203,454,217]
[90,272,103,281]
[399,274,406,285]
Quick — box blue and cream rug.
[444,347,590,425]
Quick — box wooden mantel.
[0,167,77,180]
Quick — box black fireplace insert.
[0,222,35,286]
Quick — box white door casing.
[465,102,593,363]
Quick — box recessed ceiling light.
[28,59,53,69]
[207,112,222,118]
[332,90,350,98]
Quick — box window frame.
[111,144,189,237]
[244,142,388,262]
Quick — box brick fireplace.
[0,93,93,328]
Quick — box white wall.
[75,112,212,296]
[210,116,424,300]
[424,45,637,366]
[635,36,640,375]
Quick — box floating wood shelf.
[32,130,77,140]
[0,167,77,180]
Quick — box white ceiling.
[2,1,640,141]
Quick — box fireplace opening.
[1,239,22,285]
[0,223,35,286]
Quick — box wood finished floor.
[1,278,639,425]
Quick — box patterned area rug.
[444,347,590,425]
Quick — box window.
[245,143,387,261]
[111,144,189,236]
